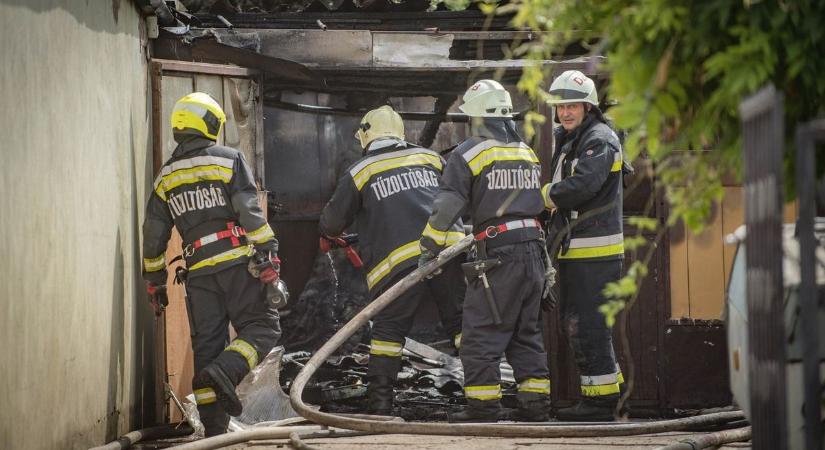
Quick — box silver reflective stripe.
[194,388,217,404]
[197,233,221,246]
[461,139,526,162]
[502,219,539,230]
[568,232,623,249]
[570,158,579,173]
[570,210,579,220]
[366,138,402,152]
[154,155,235,190]
[519,379,550,390]
[551,152,565,184]
[348,147,438,178]
[174,102,208,118]
[581,371,620,386]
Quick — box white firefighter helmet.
[355,105,405,149]
[547,70,598,106]
[459,79,513,118]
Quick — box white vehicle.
[726,219,825,449]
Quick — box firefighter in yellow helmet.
[142,92,283,436]
[319,105,466,415]
[420,80,551,422]
[542,70,628,421]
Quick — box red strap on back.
[191,222,247,249]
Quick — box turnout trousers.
[185,263,281,435]
[459,240,550,407]
[367,258,466,379]
[559,259,624,399]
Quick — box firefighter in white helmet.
[420,80,552,422]
[319,105,466,415]
[142,92,283,435]
[542,70,628,421]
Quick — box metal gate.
[739,85,787,449]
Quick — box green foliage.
[600,260,649,327]
[504,0,825,231]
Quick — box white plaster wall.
[0,1,154,448]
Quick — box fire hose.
[162,234,745,449]
[287,234,746,437]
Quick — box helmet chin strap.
[173,131,213,145]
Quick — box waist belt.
[474,219,542,248]
[184,221,247,257]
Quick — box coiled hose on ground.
[161,235,746,449]
[287,235,746,437]
[654,426,752,449]
[89,423,193,450]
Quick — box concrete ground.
[216,432,751,449]
[216,433,751,450]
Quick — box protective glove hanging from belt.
[248,241,289,309]
[146,282,168,316]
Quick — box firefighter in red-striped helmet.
[543,70,629,421]
[420,80,551,423]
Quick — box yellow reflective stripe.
[194,387,217,405]
[188,245,254,271]
[444,231,465,246]
[247,223,275,244]
[370,339,403,356]
[611,153,622,172]
[366,241,421,289]
[422,223,449,245]
[143,254,166,272]
[617,371,625,384]
[154,165,233,200]
[518,378,551,394]
[558,242,624,260]
[465,384,502,400]
[541,183,555,209]
[581,382,620,397]
[352,154,442,190]
[466,146,539,176]
[454,333,462,350]
[226,338,258,369]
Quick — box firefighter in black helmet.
[142,92,282,436]
[543,70,627,421]
[319,105,466,415]
[420,80,552,423]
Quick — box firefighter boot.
[199,365,243,417]
[514,392,550,422]
[448,399,501,423]
[556,394,619,422]
[367,375,395,415]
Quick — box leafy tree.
[427,0,825,407]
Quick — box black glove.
[255,239,279,258]
[146,283,168,315]
[418,247,442,278]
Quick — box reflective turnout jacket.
[421,119,544,249]
[142,136,277,283]
[319,139,465,294]
[543,114,624,262]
